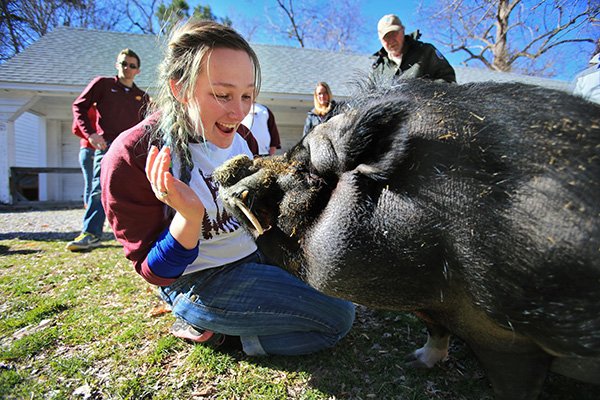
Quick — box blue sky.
[202,0,591,82]
[208,0,421,53]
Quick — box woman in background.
[302,82,340,137]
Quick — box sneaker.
[65,232,101,252]
[170,318,227,346]
[171,319,243,351]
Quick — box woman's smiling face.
[192,47,255,148]
[316,85,330,106]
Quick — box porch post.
[0,118,16,204]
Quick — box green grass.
[0,237,596,399]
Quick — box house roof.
[0,26,570,97]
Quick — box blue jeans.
[78,147,94,206]
[159,252,355,356]
[81,148,107,237]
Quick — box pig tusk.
[232,197,264,235]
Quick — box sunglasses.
[120,61,139,69]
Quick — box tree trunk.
[493,0,512,72]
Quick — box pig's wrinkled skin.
[214,80,600,399]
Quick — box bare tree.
[313,0,364,52]
[0,0,125,61]
[233,17,260,42]
[0,0,233,61]
[124,0,230,36]
[270,0,365,52]
[124,0,161,34]
[417,0,599,76]
[272,0,307,47]
[63,0,125,31]
[0,0,27,60]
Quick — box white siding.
[61,120,84,202]
[13,114,83,202]
[14,112,40,166]
[13,113,41,201]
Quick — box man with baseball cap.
[371,14,456,83]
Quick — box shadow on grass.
[0,232,121,248]
[241,308,597,400]
[0,231,82,241]
[0,244,42,256]
[231,308,495,400]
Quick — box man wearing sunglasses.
[67,48,150,252]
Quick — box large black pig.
[214,80,600,399]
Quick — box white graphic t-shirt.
[173,134,257,275]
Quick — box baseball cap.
[378,14,403,40]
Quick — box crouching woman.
[100,19,355,355]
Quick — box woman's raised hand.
[145,145,205,222]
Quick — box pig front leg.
[405,316,450,368]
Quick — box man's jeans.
[160,252,356,356]
[78,147,94,206]
[81,148,107,237]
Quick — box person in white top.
[241,102,281,156]
[100,19,354,355]
[573,52,600,104]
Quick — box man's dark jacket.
[371,31,456,83]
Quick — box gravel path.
[0,207,113,241]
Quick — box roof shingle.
[0,26,570,95]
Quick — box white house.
[0,27,570,205]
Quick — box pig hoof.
[405,346,448,368]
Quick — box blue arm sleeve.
[146,227,199,278]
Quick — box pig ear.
[342,102,410,181]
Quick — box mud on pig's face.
[214,147,332,240]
